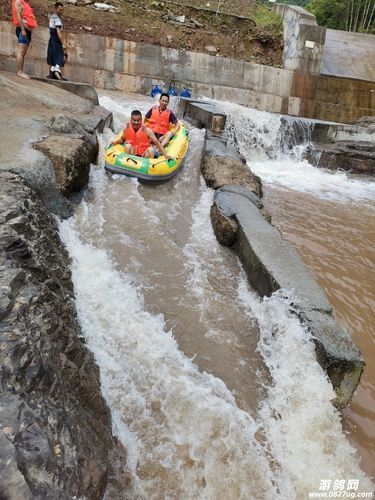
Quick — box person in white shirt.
[47,2,67,80]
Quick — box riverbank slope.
[0,71,129,498]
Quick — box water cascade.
[59,93,374,498]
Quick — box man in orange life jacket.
[111,110,173,159]
[144,93,180,147]
[12,0,37,79]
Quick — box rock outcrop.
[0,73,112,217]
[305,115,375,175]
[33,134,98,196]
[202,155,263,197]
[305,141,375,174]
[0,172,115,498]
[0,72,125,497]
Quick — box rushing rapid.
[59,92,374,498]
[222,100,375,480]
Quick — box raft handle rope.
[124,157,178,168]
[150,157,180,168]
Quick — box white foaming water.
[219,101,375,204]
[248,158,375,203]
[58,92,373,498]
[59,168,373,499]
[237,279,374,496]
[183,182,234,318]
[59,199,278,499]
[100,94,151,132]
[60,119,276,498]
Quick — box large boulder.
[201,130,262,196]
[210,185,268,247]
[201,155,263,197]
[0,171,120,498]
[33,133,98,196]
[211,202,239,246]
[200,132,269,247]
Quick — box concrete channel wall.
[1,20,375,124]
[179,99,364,408]
[274,4,326,75]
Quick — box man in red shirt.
[12,0,37,79]
[111,110,172,159]
[145,93,180,147]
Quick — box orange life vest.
[123,124,150,156]
[147,106,171,135]
[12,0,37,28]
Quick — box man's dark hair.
[55,2,63,8]
[131,110,142,118]
[160,93,170,102]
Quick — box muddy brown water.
[58,92,374,497]
[264,187,375,478]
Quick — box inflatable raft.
[104,122,189,181]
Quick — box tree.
[276,0,309,5]
[306,0,375,32]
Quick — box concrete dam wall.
[322,29,375,82]
[1,18,375,124]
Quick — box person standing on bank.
[144,93,180,147]
[47,2,67,80]
[12,0,37,79]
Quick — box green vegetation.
[305,0,375,33]
[273,0,309,5]
[257,0,309,6]
[257,0,374,33]
[254,3,283,34]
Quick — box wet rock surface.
[33,134,98,196]
[200,132,270,245]
[201,133,263,197]
[0,73,111,217]
[305,141,375,174]
[0,72,127,498]
[0,172,115,498]
[202,155,263,197]
[210,185,268,247]
[210,202,239,247]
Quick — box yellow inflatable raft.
[104,122,189,181]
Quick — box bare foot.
[17,71,30,79]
